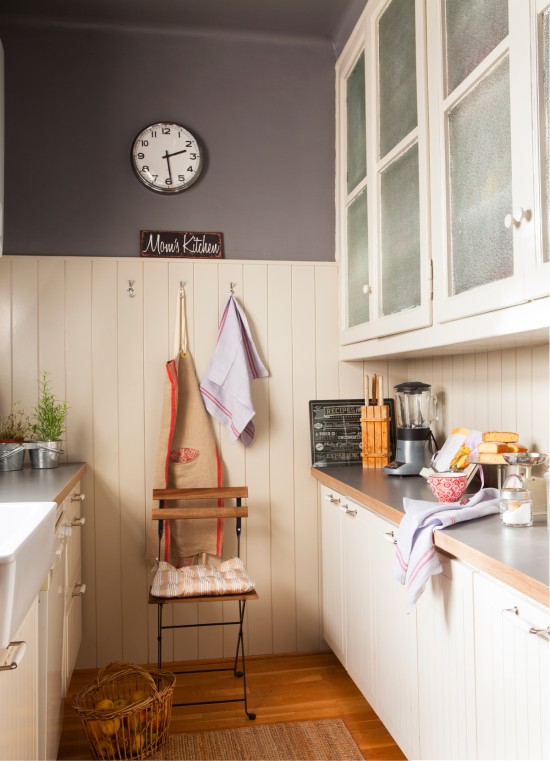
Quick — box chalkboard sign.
[309,398,396,468]
[309,399,363,467]
[140,230,224,259]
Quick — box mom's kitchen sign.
[140,230,224,259]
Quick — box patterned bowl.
[427,473,468,503]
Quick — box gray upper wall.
[0,20,342,260]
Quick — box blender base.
[384,460,424,476]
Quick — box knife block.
[361,405,391,468]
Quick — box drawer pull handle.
[325,494,341,504]
[71,517,86,527]
[71,493,86,502]
[383,531,397,545]
[502,607,550,636]
[72,583,87,597]
[344,505,357,516]
[0,641,26,671]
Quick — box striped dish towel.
[200,294,268,446]
[394,487,500,613]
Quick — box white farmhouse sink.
[0,502,56,649]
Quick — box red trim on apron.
[164,358,179,563]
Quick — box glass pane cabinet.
[429,0,549,322]
[337,0,549,350]
[337,0,431,344]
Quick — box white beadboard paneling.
[0,256,547,673]
[65,259,96,668]
[292,266,322,651]
[0,257,12,409]
[243,264,273,656]
[268,264,297,653]
[91,259,123,665]
[11,258,38,411]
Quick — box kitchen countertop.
[312,465,549,608]
[0,463,87,505]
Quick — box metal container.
[0,443,26,471]
[28,441,63,469]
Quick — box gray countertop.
[0,463,87,504]
[312,465,549,606]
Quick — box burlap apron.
[147,293,223,567]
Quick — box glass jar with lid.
[500,474,533,527]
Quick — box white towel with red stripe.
[394,488,500,613]
[200,293,268,447]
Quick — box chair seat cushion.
[150,556,255,598]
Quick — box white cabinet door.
[341,497,373,703]
[474,573,550,760]
[416,556,477,760]
[0,599,39,761]
[63,484,85,691]
[337,0,432,345]
[428,0,548,323]
[370,513,419,760]
[320,487,345,663]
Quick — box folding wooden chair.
[148,486,258,719]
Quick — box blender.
[384,381,438,476]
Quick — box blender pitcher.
[384,381,438,476]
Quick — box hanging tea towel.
[394,487,500,613]
[200,293,268,447]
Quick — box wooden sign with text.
[140,230,224,259]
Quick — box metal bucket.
[28,441,64,469]
[0,443,26,471]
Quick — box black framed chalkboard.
[309,398,395,468]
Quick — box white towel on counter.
[200,293,268,447]
[394,488,500,613]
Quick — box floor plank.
[58,652,406,760]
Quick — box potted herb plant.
[0,402,30,471]
[29,371,69,469]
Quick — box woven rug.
[152,719,364,760]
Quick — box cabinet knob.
[504,207,531,228]
[71,517,86,528]
[362,284,372,295]
[72,583,87,597]
[71,493,86,502]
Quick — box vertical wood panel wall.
[0,256,547,669]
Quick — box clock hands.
[162,150,173,183]
[165,149,187,159]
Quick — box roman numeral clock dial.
[131,122,203,193]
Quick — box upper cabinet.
[337,0,550,357]
[429,0,549,322]
[337,0,432,344]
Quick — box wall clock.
[131,122,203,194]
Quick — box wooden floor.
[58,652,406,760]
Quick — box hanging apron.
[147,291,223,567]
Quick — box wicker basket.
[72,661,176,760]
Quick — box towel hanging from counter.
[394,488,500,613]
[146,292,223,567]
[200,293,268,447]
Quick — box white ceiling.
[0,0,364,42]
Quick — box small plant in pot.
[30,371,69,469]
[0,403,31,471]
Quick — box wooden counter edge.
[312,466,550,609]
[54,463,87,504]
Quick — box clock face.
[131,122,203,193]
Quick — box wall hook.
[229,282,235,294]
[127,280,135,298]
[179,281,186,298]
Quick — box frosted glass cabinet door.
[337,0,432,344]
[429,0,545,322]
